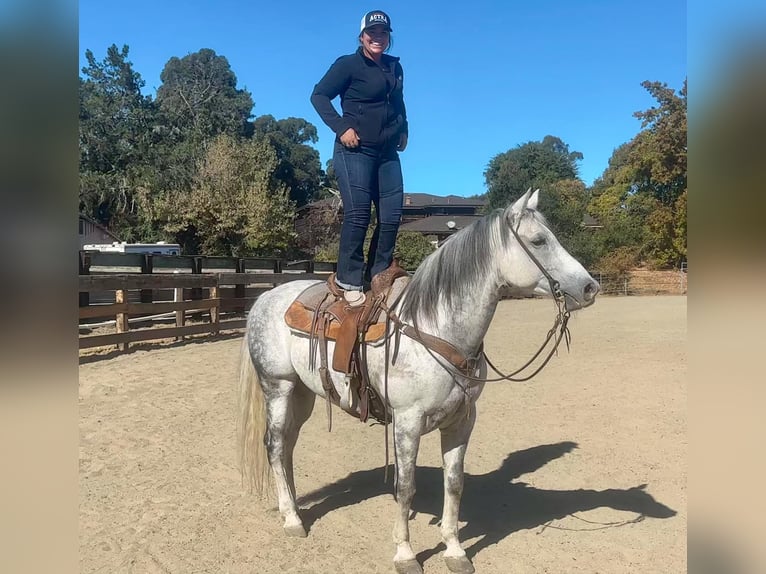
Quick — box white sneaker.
[343,290,366,307]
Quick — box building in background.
[79,213,120,250]
[400,193,486,225]
[295,192,487,250]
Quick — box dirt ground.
[79,295,686,574]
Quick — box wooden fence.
[78,251,686,353]
[591,268,687,296]
[79,252,336,352]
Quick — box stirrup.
[343,290,366,307]
[339,374,357,411]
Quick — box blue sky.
[79,1,686,197]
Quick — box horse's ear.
[506,188,532,223]
[528,189,540,211]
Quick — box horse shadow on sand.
[297,441,676,563]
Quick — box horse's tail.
[236,334,270,495]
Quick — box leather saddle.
[284,262,410,426]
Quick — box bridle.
[389,212,573,386]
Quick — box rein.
[386,216,573,386]
[477,221,573,383]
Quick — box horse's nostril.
[584,281,599,300]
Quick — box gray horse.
[237,189,599,574]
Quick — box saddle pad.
[284,275,410,343]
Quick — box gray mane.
[398,207,549,326]
[399,209,509,325]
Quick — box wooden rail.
[78,255,337,352]
[78,251,685,353]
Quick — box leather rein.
[384,219,572,386]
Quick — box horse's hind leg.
[392,409,425,574]
[439,403,477,574]
[264,378,315,537]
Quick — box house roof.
[399,215,483,234]
[296,197,342,213]
[403,193,486,207]
[79,213,120,240]
[298,193,484,216]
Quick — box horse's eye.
[531,236,546,247]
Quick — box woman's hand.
[397,133,408,152]
[340,128,360,148]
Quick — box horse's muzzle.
[565,279,600,310]
[584,279,600,303]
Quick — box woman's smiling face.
[360,24,390,58]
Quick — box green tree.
[485,135,583,210]
[546,179,588,237]
[79,44,156,237]
[153,135,295,256]
[294,196,342,257]
[395,231,436,270]
[592,245,641,293]
[484,136,589,250]
[156,48,253,140]
[484,135,593,260]
[642,200,677,267]
[588,80,687,268]
[252,115,323,205]
[672,190,687,260]
[314,239,340,263]
[630,80,687,267]
[318,158,340,198]
[545,178,601,267]
[588,141,646,258]
[154,49,255,191]
[631,80,687,206]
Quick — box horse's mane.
[398,207,550,326]
[398,209,509,325]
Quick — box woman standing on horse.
[311,10,408,307]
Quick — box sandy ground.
[79,295,686,574]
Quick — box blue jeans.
[333,142,404,290]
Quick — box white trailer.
[83,242,182,256]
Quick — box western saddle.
[284,261,410,428]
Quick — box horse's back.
[247,280,322,375]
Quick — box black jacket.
[311,48,408,148]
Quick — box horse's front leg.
[392,409,425,574]
[439,402,476,574]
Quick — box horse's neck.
[420,274,500,357]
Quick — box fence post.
[273,259,282,289]
[235,258,245,313]
[210,284,220,335]
[115,289,129,352]
[140,254,154,303]
[191,257,203,301]
[174,270,184,342]
[79,251,91,307]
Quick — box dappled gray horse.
[237,189,599,574]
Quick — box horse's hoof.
[283,524,307,538]
[445,555,475,574]
[394,558,423,574]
